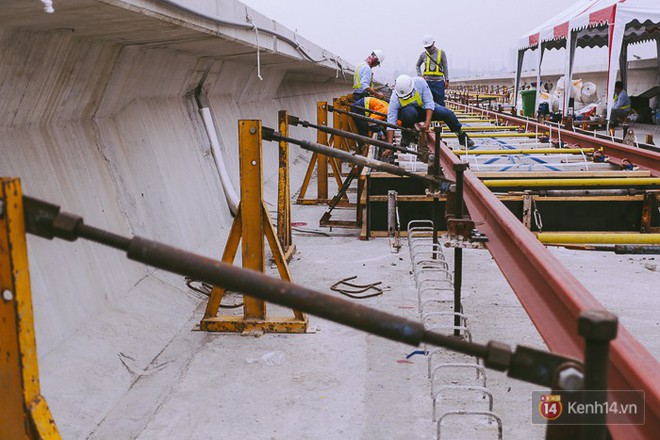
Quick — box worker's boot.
[457,131,474,148]
[400,131,412,147]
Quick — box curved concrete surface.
[1,1,351,436]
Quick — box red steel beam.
[439,141,660,439]
[449,101,660,177]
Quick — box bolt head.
[557,366,584,391]
[2,289,14,301]
[249,127,257,134]
[578,310,618,341]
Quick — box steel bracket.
[442,217,488,249]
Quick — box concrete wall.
[0,2,350,436]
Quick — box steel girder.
[439,142,660,439]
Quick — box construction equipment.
[17,191,628,440]
[261,127,452,192]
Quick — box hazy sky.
[240,0,580,81]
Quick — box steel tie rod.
[347,103,388,118]
[261,126,452,190]
[287,114,420,156]
[22,195,581,389]
[325,104,417,135]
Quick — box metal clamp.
[442,218,488,249]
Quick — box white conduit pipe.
[40,0,54,13]
[200,107,239,215]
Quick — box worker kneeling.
[350,96,389,137]
[386,74,473,148]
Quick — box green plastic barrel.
[521,89,537,117]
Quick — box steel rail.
[438,136,660,439]
[448,101,660,177]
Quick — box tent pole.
[514,49,526,109]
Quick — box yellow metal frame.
[484,177,660,188]
[454,148,594,156]
[201,121,307,333]
[277,110,295,262]
[438,118,497,123]
[444,132,542,139]
[296,101,345,205]
[458,125,523,131]
[1,178,61,439]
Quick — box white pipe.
[200,107,239,215]
[40,0,54,13]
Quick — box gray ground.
[83,175,658,439]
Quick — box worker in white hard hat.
[353,50,385,101]
[386,74,473,148]
[416,34,449,106]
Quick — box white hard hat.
[395,74,415,98]
[372,49,385,64]
[422,34,435,48]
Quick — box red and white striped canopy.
[518,0,658,50]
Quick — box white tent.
[515,0,660,122]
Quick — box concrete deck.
[1,1,658,439]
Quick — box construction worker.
[353,50,385,101]
[350,97,388,137]
[416,34,448,106]
[386,74,473,148]
[610,80,631,127]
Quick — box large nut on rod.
[556,364,584,391]
[52,212,83,241]
[578,310,618,341]
[484,341,512,371]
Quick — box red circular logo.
[539,395,563,421]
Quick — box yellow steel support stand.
[277,110,295,262]
[296,101,345,205]
[0,178,61,439]
[201,121,307,333]
[317,101,329,202]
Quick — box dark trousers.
[426,79,446,106]
[352,91,365,102]
[398,104,461,134]
[350,98,369,136]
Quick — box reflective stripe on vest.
[613,93,631,110]
[423,49,444,77]
[364,97,371,115]
[353,63,374,90]
[398,90,424,108]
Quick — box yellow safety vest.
[364,97,372,114]
[398,90,424,108]
[613,93,631,110]
[423,49,444,77]
[353,63,374,90]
